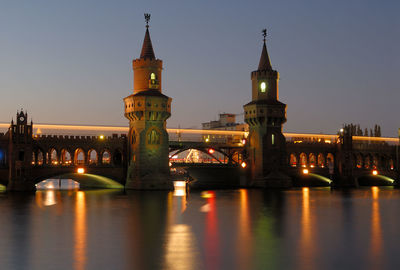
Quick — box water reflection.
[2,187,400,269]
[299,187,316,270]
[369,187,383,270]
[74,191,86,270]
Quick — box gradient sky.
[1,0,399,136]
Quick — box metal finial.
[262,29,267,43]
[144,13,151,28]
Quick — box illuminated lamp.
[241,139,246,145]
[303,169,309,175]
[241,162,247,168]
[77,168,85,174]
[208,149,215,154]
[372,170,378,175]
[99,135,105,140]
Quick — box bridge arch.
[48,148,58,165]
[113,149,123,166]
[289,153,297,167]
[309,153,316,167]
[74,148,85,165]
[169,147,238,164]
[34,173,124,189]
[299,153,307,167]
[317,153,325,168]
[101,149,111,165]
[88,149,98,165]
[60,148,72,165]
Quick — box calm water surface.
[1,186,400,270]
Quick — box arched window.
[49,148,58,165]
[390,159,394,170]
[309,153,316,167]
[317,153,325,168]
[37,151,43,165]
[102,150,111,164]
[364,156,371,169]
[356,154,363,168]
[88,149,98,165]
[150,73,156,80]
[61,149,72,165]
[300,153,307,167]
[271,134,275,145]
[290,154,297,167]
[372,155,378,169]
[74,148,85,165]
[147,129,160,144]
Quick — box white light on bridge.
[372,170,378,175]
[241,162,247,168]
[77,168,85,174]
[303,169,309,175]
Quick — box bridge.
[0,118,397,190]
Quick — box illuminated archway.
[37,150,44,165]
[74,148,85,165]
[61,149,72,165]
[309,153,316,167]
[290,153,297,167]
[88,149,98,165]
[356,153,363,168]
[317,153,325,168]
[102,150,111,164]
[299,153,307,167]
[364,155,371,169]
[48,148,58,165]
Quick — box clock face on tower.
[19,116,25,122]
[260,81,267,93]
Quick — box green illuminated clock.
[260,81,267,93]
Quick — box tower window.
[150,73,156,80]
[260,82,267,93]
[272,134,275,145]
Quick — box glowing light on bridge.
[241,162,247,168]
[303,169,309,175]
[372,170,378,175]
[77,168,85,174]
[99,135,104,140]
[208,149,215,154]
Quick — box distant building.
[202,113,248,132]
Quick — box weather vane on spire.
[262,29,267,43]
[144,13,151,28]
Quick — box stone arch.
[48,148,58,165]
[355,153,363,169]
[309,153,316,167]
[101,149,111,165]
[113,149,123,166]
[327,153,334,171]
[60,149,72,165]
[389,159,394,170]
[372,155,378,169]
[317,153,325,168]
[88,149,98,165]
[299,153,307,167]
[290,153,297,167]
[74,148,85,165]
[364,155,371,169]
[36,149,44,165]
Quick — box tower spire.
[140,13,155,59]
[258,29,272,70]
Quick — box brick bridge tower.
[124,14,173,190]
[243,30,291,187]
[7,111,35,190]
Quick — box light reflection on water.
[1,187,400,269]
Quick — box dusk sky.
[1,0,399,136]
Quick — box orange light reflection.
[74,191,86,270]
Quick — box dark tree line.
[342,123,381,137]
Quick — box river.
[0,186,399,269]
